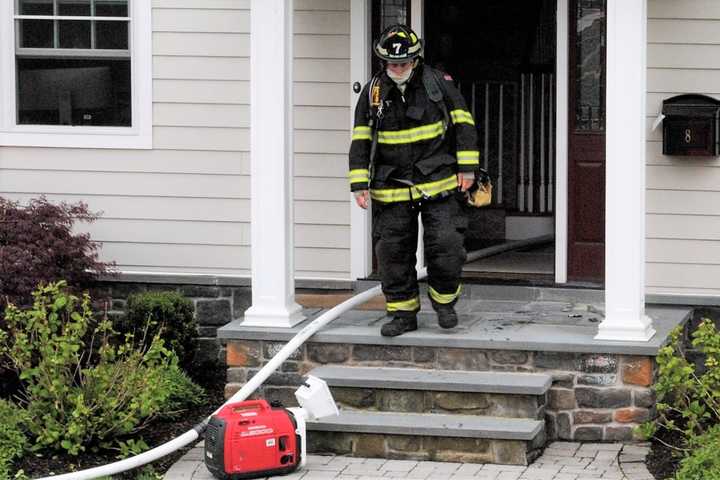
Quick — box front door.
[567,0,606,283]
[362,0,606,284]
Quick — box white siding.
[0,1,352,281]
[0,1,251,276]
[647,0,720,295]
[293,1,351,280]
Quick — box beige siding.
[647,0,720,295]
[293,1,351,280]
[0,0,352,281]
[0,1,251,276]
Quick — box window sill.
[0,125,152,149]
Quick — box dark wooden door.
[567,0,606,283]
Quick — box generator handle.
[223,399,270,413]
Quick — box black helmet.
[373,24,423,62]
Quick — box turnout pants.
[373,194,468,318]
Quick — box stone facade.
[224,340,656,443]
[93,281,249,365]
[92,280,661,444]
[307,431,540,464]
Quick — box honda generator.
[204,399,305,479]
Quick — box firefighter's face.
[386,60,414,76]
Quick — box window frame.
[0,0,152,149]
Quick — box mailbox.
[662,94,720,156]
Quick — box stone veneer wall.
[224,340,656,443]
[92,282,250,365]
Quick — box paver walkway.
[164,441,654,480]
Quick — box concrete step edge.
[307,410,544,441]
[308,365,552,395]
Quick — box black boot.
[381,316,418,337]
[436,305,458,329]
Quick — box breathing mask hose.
[34,234,552,480]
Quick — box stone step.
[307,410,545,464]
[309,366,549,420]
[309,365,552,395]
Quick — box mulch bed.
[646,428,683,480]
[11,362,227,479]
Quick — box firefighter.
[348,24,480,337]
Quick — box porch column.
[243,0,304,327]
[596,0,655,341]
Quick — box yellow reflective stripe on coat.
[370,174,457,203]
[352,126,372,141]
[348,169,370,185]
[429,284,462,304]
[457,150,480,166]
[386,296,420,312]
[450,109,475,126]
[377,121,445,145]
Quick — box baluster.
[498,83,504,205]
[484,83,490,173]
[540,73,546,213]
[519,74,526,212]
[528,73,535,213]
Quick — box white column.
[350,0,373,280]
[555,0,569,284]
[243,0,304,327]
[596,0,655,341]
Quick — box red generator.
[204,400,303,479]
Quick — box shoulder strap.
[422,66,450,137]
[366,73,385,175]
[422,66,445,104]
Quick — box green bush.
[0,281,205,456]
[639,319,720,444]
[0,399,27,479]
[122,291,198,369]
[675,425,720,480]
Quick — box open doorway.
[424,0,558,282]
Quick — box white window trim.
[0,0,152,149]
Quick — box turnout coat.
[348,63,480,202]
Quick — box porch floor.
[218,286,690,356]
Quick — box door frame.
[349,0,570,285]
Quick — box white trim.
[0,0,152,149]
[555,0,569,284]
[350,0,372,280]
[243,0,304,328]
[410,0,424,38]
[15,15,130,21]
[596,0,655,342]
[411,0,425,274]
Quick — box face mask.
[386,65,414,85]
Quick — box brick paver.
[163,442,653,480]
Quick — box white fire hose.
[35,235,552,480]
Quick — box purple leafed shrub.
[0,196,115,310]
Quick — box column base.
[242,303,305,328]
[594,314,656,342]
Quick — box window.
[574,0,606,132]
[0,0,151,148]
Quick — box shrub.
[640,319,720,444]
[675,425,720,480]
[0,281,205,455]
[0,196,114,310]
[0,399,28,479]
[122,291,198,369]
